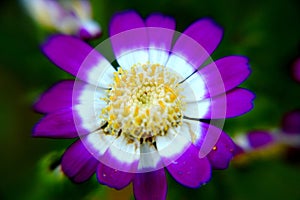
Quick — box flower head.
[22,0,101,39]
[34,11,254,199]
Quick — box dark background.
[0,0,300,199]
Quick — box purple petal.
[292,58,300,83]
[181,56,250,102]
[219,88,255,118]
[34,80,94,113]
[42,35,115,87]
[61,139,98,183]
[247,131,275,148]
[166,144,211,188]
[207,131,235,169]
[110,10,145,37]
[168,18,223,73]
[34,80,106,114]
[184,88,255,119]
[33,105,103,138]
[145,14,175,65]
[109,11,148,69]
[200,56,250,97]
[281,110,300,134]
[133,169,167,200]
[145,13,175,30]
[34,80,75,113]
[77,20,102,40]
[96,163,133,190]
[190,121,226,159]
[78,26,101,40]
[33,108,79,138]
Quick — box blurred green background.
[0,0,300,199]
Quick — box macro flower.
[22,0,101,39]
[33,11,254,199]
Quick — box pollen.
[101,63,184,144]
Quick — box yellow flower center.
[101,63,184,144]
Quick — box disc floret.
[101,63,184,143]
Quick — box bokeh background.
[1,0,300,199]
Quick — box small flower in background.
[33,10,254,199]
[22,0,101,40]
[291,58,300,83]
[233,110,300,164]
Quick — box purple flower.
[292,58,300,83]
[281,110,300,135]
[22,0,101,40]
[233,110,300,162]
[33,11,254,199]
[235,131,275,152]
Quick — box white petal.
[148,48,170,66]
[76,83,106,105]
[183,99,211,119]
[83,131,116,158]
[234,134,251,151]
[85,59,115,88]
[156,127,191,165]
[138,143,163,172]
[117,49,149,70]
[180,72,207,102]
[74,103,105,132]
[100,135,140,172]
[181,119,202,143]
[165,54,195,80]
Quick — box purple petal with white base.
[207,132,235,169]
[33,104,104,138]
[61,139,99,183]
[42,35,115,87]
[109,11,148,69]
[133,169,167,200]
[156,127,191,167]
[84,133,140,173]
[146,14,175,65]
[100,135,140,173]
[34,80,105,113]
[182,56,250,102]
[166,144,211,188]
[184,88,255,119]
[167,18,223,73]
[97,163,133,190]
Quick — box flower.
[292,58,300,83]
[33,11,254,199]
[22,0,101,39]
[233,110,300,163]
[281,110,300,135]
